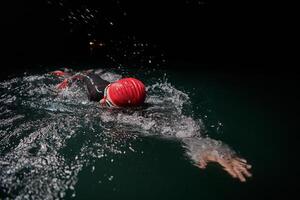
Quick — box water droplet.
[129,146,135,152]
[108,176,114,181]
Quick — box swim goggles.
[101,84,115,107]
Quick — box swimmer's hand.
[198,151,252,182]
[56,78,69,90]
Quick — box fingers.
[233,158,252,170]
[236,164,252,178]
[241,168,252,178]
[237,165,252,178]
[197,153,252,182]
[220,157,252,182]
[198,161,207,169]
[217,159,237,178]
[233,158,252,173]
[232,165,246,182]
[236,158,247,163]
[198,156,208,169]
[234,158,248,166]
[232,158,253,181]
[223,166,237,178]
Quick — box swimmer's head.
[100,78,146,107]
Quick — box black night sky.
[1,1,272,67]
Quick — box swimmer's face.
[100,85,117,107]
[106,87,117,107]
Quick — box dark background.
[1,0,278,69]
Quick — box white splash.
[0,69,232,199]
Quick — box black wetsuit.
[81,73,110,102]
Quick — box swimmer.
[50,69,252,182]
[51,69,146,107]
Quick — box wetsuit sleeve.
[82,73,110,102]
[56,72,109,102]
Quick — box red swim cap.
[107,78,146,107]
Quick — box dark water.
[0,64,291,199]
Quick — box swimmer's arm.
[183,137,252,182]
[55,73,85,90]
[51,69,94,90]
